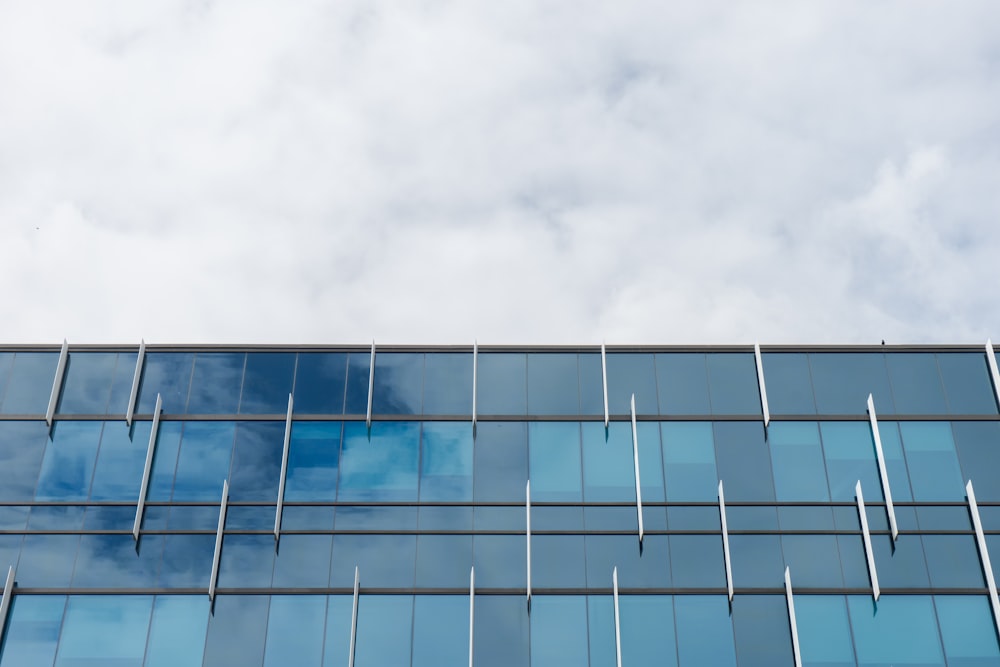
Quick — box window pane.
[145,421,181,502]
[202,595,269,667]
[526,353,580,414]
[420,422,473,501]
[656,353,710,415]
[476,353,527,415]
[821,422,882,502]
[707,352,761,415]
[586,535,670,588]
[579,353,605,415]
[35,421,102,500]
[529,422,582,501]
[293,352,347,414]
[899,422,964,501]
[921,535,984,588]
[662,422,718,501]
[422,352,472,414]
[240,352,296,414]
[473,422,527,502]
[54,595,152,667]
[412,596,468,667]
[56,352,116,414]
[89,420,151,500]
[272,535,332,588]
[795,595,855,667]
[0,352,58,415]
[847,594,944,666]
[474,596,529,667]
[323,596,354,667]
[354,595,412,667]
[877,421,914,502]
[0,421,49,500]
[714,421,774,501]
[473,535,526,588]
[870,534,930,587]
[674,595,737,666]
[330,535,416,588]
[761,353,817,414]
[887,353,948,414]
[171,422,235,501]
[0,595,65,667]
[284,421,340,501]
[582,422,634,502]
[935,595,1000,665]
[619,595,676,667]
[953,422,1000,501]
[587,596,616,666]
[136,352,194,414]
[263,595,326,667]
[145,596,210,667]
[339,421,419,501]
[371,352,423,415]
[158,534,214,588]
[669,535,725,588]
[781,535,845,587]
[938,353,998,415]
[344,352,371,415]
[729,535,783,588]
[229,421,284,501]
[72,535,162,588]
[186,352,244,414]
[768,421,830,501]
[532,535,586,588]
[415,534,472,588]
[810,353,894,415]
[606,353,658,415]
[531,596,589,667]
[218,535,275,587]
[731,595,794,667]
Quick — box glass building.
[2,342,1000,666]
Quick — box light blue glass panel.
[582,422,634,502]
[938,353,998,415]
[56,352,116,414]
[272,535,332,588]
[330,535,416,588]
[89,420,152,500]
[72,535,162,588]
[322,596,354,667]
[876,421,913,502]
[474,596,529,667]
[171,421,235,501]
[731,595,794,667]
[898,422,965,501]
[420,422,473,501]
[820,422,882,502]
[15,535,74,587]
[354,595,412,667]
[35,421,102,500]
[661,422,717,501]
[228,421,284,501]
[0,595,65,667]
[656,353,710,415]
[422,352,473,415]
[240,352,296,414]
[588,596,616,667]
[531,596,589,667]
[285,421,341,501]
[159,534,214,588]
[217,535,275,587]
[412,596,468,667]
[263,595,326,667]
[674,595,737,666]
[954,421,1000,501]
[294,352,347,415]
[54,595,152,667]
[636,421,665,502]
[0,421,49,500]
[935,595,1000,665]
[0,353,57,415]
[760,353,817,414]
[476,353,527,415]
[529,422,582,501]
[371,352,424,415]
[136,352,194,414]
[100,351,138,416]
[339,421,419,501]
[768,422,830,501]
[795,595,856,667]
[202,595,268,667]
[146,421,182,502]
[707,352,762,415]
[847,595,944,666]
[186,352,244,414]
[473,422,527,502]
[810,353,894,415]
[619,595,677,667]
[714,421,774,501]
[144,596,210,667]
[526,353,581,415]
[343,352,370,415]
[606,353,658,415]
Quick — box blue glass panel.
[636,421,665,502]
[527,353,580,414]
[145,596,210,667]
[887,353,948,414]
[582,422,634,502]
[795,595,856,667]
[669,535,725,588]
[778,506,835,531]
[585,535,670,588]
[0,535,20,574]
[371,352,423,414]
[619,595,676,667]
[240,352,296,414]
[412,596,468,667]
[228,421,284,501]
[780,535,845,587]
[323,596,354,667]
[89,420,151,500]
[656,353,710,415]
[473,535,526,588]
[225,505,274,530]
[56,352,116,414]
[476,353,527,415]
[714,421,774,501]
[915,505,970,531]
[935,595,1000,665]
[662,422,717,501]
[870,534,930,587]
[202,595,269,667]
[769,421,830,501]
[158,534,214,588]
[0,352,57,415]
[166,505,218,531]
[0,421,49,500]
[136,352,194,414]
[606,353,658,415]
[0,595,65,667]
[54,595,152,667]
[821,422,882,502]
[0,353,10,409]
[533,505,584,531]
[707,352,762,415]
[339,421,419,501]
[278,505,335,530]
[726,505,778,530]
[0,506,27,530]
[938,353,998,415]
[420,422,473,501]
[877,421,913,502]
[330,534,416,588]
[528,422,582,501]
[810,352,894,415]
[666,506,720,530]
[285,421,341,501]
[263,595,326,667]
[921,535,984,588]
[532,535,586,588]
[27,505,84,530]
[422,352,472,414]
[107,351,138,417]
[474,506,524,531]
[952,422,1000,501]
[473,421,527,502]
[728,535,783,588]
[474,596,529,667]
[674,595,738,666]
[418,506,472,530]
[898,422,964,501]
[334,506,417,531]
[838,535,873,588]
[531,596,589,667]
[293,352,347,414]
[187,352,245,414]
[72,535,162,588]
[354,595,412,667]
[848,594,944,666]
[35,421,102,500]
[272,535,332,588]
[146,421,182,502]
[415,534,472,588]
[171,421,235,501]
[579,353,605,415]
[343,352,370,414]
[218,535,275,587]
[761,352,817,414]
[588,596,616,667]
[731,595,794,667]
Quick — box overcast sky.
[1,1,999,346]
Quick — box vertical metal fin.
[526,480,532,605]
[208,479,229,601]
[469,566,475,667]
[719,480,734,601]
[785,567,803,667]
[45,339,69,429]
[132,393,162,541]
[0,566,14,644]
[349,566,360,667]
[612,566,622,667]
[867,394,898,540]
[472,340,478,430]
[602,342,609,428]
[274,393,293,542]
[630,394,644,543]
[366,341,375,428]
[987,340,1000,410]
[855,481,880,600]
[125,339,146,426]
[968,480,1000,638]
[754,342,770,426]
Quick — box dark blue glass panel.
[528,422,582,501]
[72,535,162,588]
[898,422,964,501]
[415,534,472,588]
[579,353,605,415]
[0,534,20,576]
[354,595,412,667]
[526,353,580,414]
[278,505,335,530]
[935,595,1000,665]
[636,421,665,502]
[0,421,49,500]
[422,352,472,415]
[669,535,725,588]
[186,352,244,414]
[344,352,371,414]
[531,596,589,667]
[731,595,794,667]
[810,352,894,415]
[729,535,783,588]
[330,534,416,588]
[921,535,984,588]
[606,353,658,415]
[474,506,524,531]
[585,535,670,588]
[0,595,65,667]
[272,535,332,588]
[666,506,720,531]
[145,595,211,667]
[870,534,930,587]
[224,505,274,530]
[285,421,341,501]
[582,422,634,502]
[915,505,970,531]
[533,505,584,531]
[674,595,738,666]
[887,353,948,414]
[662,422,717,501]
[838,535,873,588]
[707,352,762,415]
[339,421,419,501]
[714,421,774,501]
[35,421,102,500]
[584,506,637,531]
[89,420,151,500]
[0,352,10,409]
[781,535,845,587]
[848,594,944,666]
[619,595,676,667]
[108,352,139,416]
[136,352,194,414]
[171,421,235,501]
[795,595,856,667]
[240,352,296,414]
[473,535,526,588]
[953,421,1000,501]
[777,506,835,531]
[412,596,468,667]
[56,352,116,414]
[418,505,472,530]
[293,352,347,414]
[473,421,527,502]
[656,353,710,415]
[938,353,998,415]
[768,421,830,501]
[477,353,527,415]
[334,506,417,531]
[761,353,817,414]
[821,422,882,502]
[371,352,423,414]
[217,535,275,588]
[878,422,913,502]
[474,596,529,667]
[159,535,214,588]
[146,421,182,502]
[263,595,326,667]
[202,595,269,667]
[532,535,586,588]
[166,505,219,531]
[726,505,779,530]
[0,352,57,415]
[228,421,284,501]
[54,595,152,667]
[420,422,473,501]
[323,596,354,667]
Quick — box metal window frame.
[630,394,644,544]
[125,339,146,426]
[855,480,880,600]
[719,480,734,601]
[967,480,1000,637]
[208,479,229,601]
[132,393,162,541]
[45,339,69,429]
[784,566,803,667]
[274,393,294,542]
[867,394,898,540]
[754,342,770,427]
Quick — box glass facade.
[1,344,1000,665]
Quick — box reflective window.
[714,421,773,501]
[729,535,783,588]
[526,353,580,414]
[579,353,605,415]
[330,534,416,588]
[240,352,295,414]
[474,596,529,667]
[90,420,152,500]
[285,421,341,501]
[293,352,347,414]
[898,422,964,501]
[146,421,182,501]
[795,595,856,667]
[821,422,882,502]
[0,352,58,415]
[339,421,419,501]
[476,353,527,415]
[938,352,998,414]
[532,535,586,588]
[412,596,468,667]
[582,422,634,502]
[136,352,194,414]
[935,595,1000,664]
[768,421,830,501]
[887,352,948,414]
[272,534,332,588]
[35,421,102,500]
[531,596,589,667]
[606,353,658,415]
[371,352,423,414]
[420,422,473,501]
[158,534,214,588]
[587,595,616,666]
[415,534,472,588]
[669,535,725,588]
[707,352,762,415]
[57,352,136,415]
[218,535,275,587]
[870,534,930,587]
[54,595,152,667]
[0,421,49,500]
[263,595,326,667]
[877,421,914,502]
[529,422,582,501]
[636,422,665,502]
[343,351,371,415]
[847,594,944,666]
[145,596,210,667]
[674,595,737,666]
[731,595,794,667]
[661,422,717,501]
[202,595,269,667]
[473,534,526,588]
[810,352,894,415]
[473,422,527,502]
[229,421,284,501]
[354,595,412,667]
[656,353,710,415]
[953,421,1000,501]
[323,596,354,667]
[171,421,235,501]
[0,595,65,667]
[186,352,244,414]
[761,352,816,414]
[72,535,162,588]
[921,535,984,588]
[619,595,676,667]
[422,352,472,414]
[585,535,669,588]
[781,535,845,587]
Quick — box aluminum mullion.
[0,566,14,644]
[784,567,803,667]
[601,342,609,428]
[630,394,644,544]
[855,480,880,600]
[208,479,228,601]
[867,394,898,541]
[719,480,733,601]
[469,566,475,667]
[125,339,146,426]
[754,342,770,427]
[967,480,1000,637]
[349,566,360,667]
[526,480,532,605]
[132,393,162,541]
[612,566,622,667]
[274,393,293,542]
[987,340,1000,410]
[366,341,375,428]
[472,341,478,430]
[45,339,69,430]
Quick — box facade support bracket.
[867,394,898,540]
[987,340,1000,411]
[125,339,146,426]
[132,393,162,541]
[754,342,770,427]
[208,480,228,602]
[0,565,14,646]
[601,343,609,428]
[469,566,475,667]
[45,339,69,430]
[526,480,532,606]
[630,395,644,543]
[967,480,1000,638]
[719,480,734,601]
[613,566,622,667]
[274,393,293,542]
[785,567,803,667]
[349,566,360,667]
[366,341,375,428]
[472,341,478,431]
[855,480,881,600]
